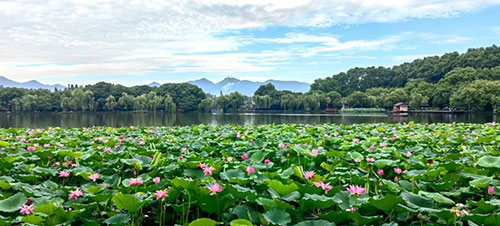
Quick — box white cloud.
[0,0,498,82]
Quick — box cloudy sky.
[1,0,500,86]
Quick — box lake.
[0,112,496,128]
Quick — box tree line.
[1,45,499,113]
[0,82,204,112]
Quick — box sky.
[0,0,500,86]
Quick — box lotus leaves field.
[0,123,499,226]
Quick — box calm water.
[0,112,496,128]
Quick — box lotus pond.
[0,122,499,225]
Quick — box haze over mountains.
[1,76,310,96]
[0,76,65,91]
[148,77,310,96]
[186,77,310,96]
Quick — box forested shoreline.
[1,45,499,113]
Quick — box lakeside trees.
[0,82,206,112]
[1,45,499,113]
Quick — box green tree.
[198,97,214,112]
[105,95,117,111]
[346,91,372,108]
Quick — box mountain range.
[0,76,65,91]
[186,77,310,96]
[0,75,310,95]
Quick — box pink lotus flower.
[377,169,384,176]
[304,171,315,180]
[394,168,402,174]
[198,162,206,169]
[379,143,387,147]
[43,144,51,148]
[347,185,366,196]
[153,177,161,184]
[406,152,412,157]
[59,170,70,178]
[394,176,399,182]
[19,204,34,215]
[366,157,375,163]
[369,145,375,150]
[155,189,169,200]
[207,183,224,196]
[203,166,215,175]
[354,158,361,163]
[129,177,144,186]
[185,177,193,181]
[241,153,249,160]
[227,157,233,162]
[312,181,333,194]
[104,147,112,153]
[27,147,35,152]
[264,159,271,164]
[278,142,285,149]
[246,166,256,175]
[68,189,83,200]
[310,149,319,156]
[138,141,146,146]
[353,138,359,144]
[88,173,100,181]
[488,186,495,195]
[181,148,187,153]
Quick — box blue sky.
[1,0,499,86]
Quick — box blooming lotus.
[310,149,319,156]
[304,171,315,180]
[155,189,169,200]
[19,204,34,215]
[406,152,412,157]
[313,181,333,194]
[59,170,70,178]
[27,147,35,152]
[203,166,215,175]
[88,173,100,181]
[394,168,402,174]
[207,183,224,196]
[366,157,375,163]
[347,185,366,196]
[129,177,144,186]
[354,158,361,163]
[69,189,83,200]
[153,177,160,184]
[241,153,249,160]
[353,138,359,144]
[379,143,387,147]
[377,169,384,176]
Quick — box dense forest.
[1,45,499,113]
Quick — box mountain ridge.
[0,76,65,91]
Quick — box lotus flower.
[377,169,384,176]
[155,189,169,200]
[346,185,366,196]
[19,204,34,215]
[241,153,249,160]
[278,142,285,149]
[264,159,271,164]
[69,189,83,200]
[27,147,35,152]
[394,168,402,174]
[313,181,332,194]
[246,166,256,175]
[304,171,315,180]
[153,177,160,184]
[58,170,70,178]
[207,183,224,196]
[488,186,495,195]
[366,157,375,163]
[203,166,215,175]
[406,152,412,157]
[353,138,359,144]
[129,177,144,186]
[88,173,100,181]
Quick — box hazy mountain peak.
[0,76,65,91]
[189,77,310,96]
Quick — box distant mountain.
[187,77,310,96]
[148,82,162,87]
[0,76,65,91]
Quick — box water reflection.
[0,112,496,128]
